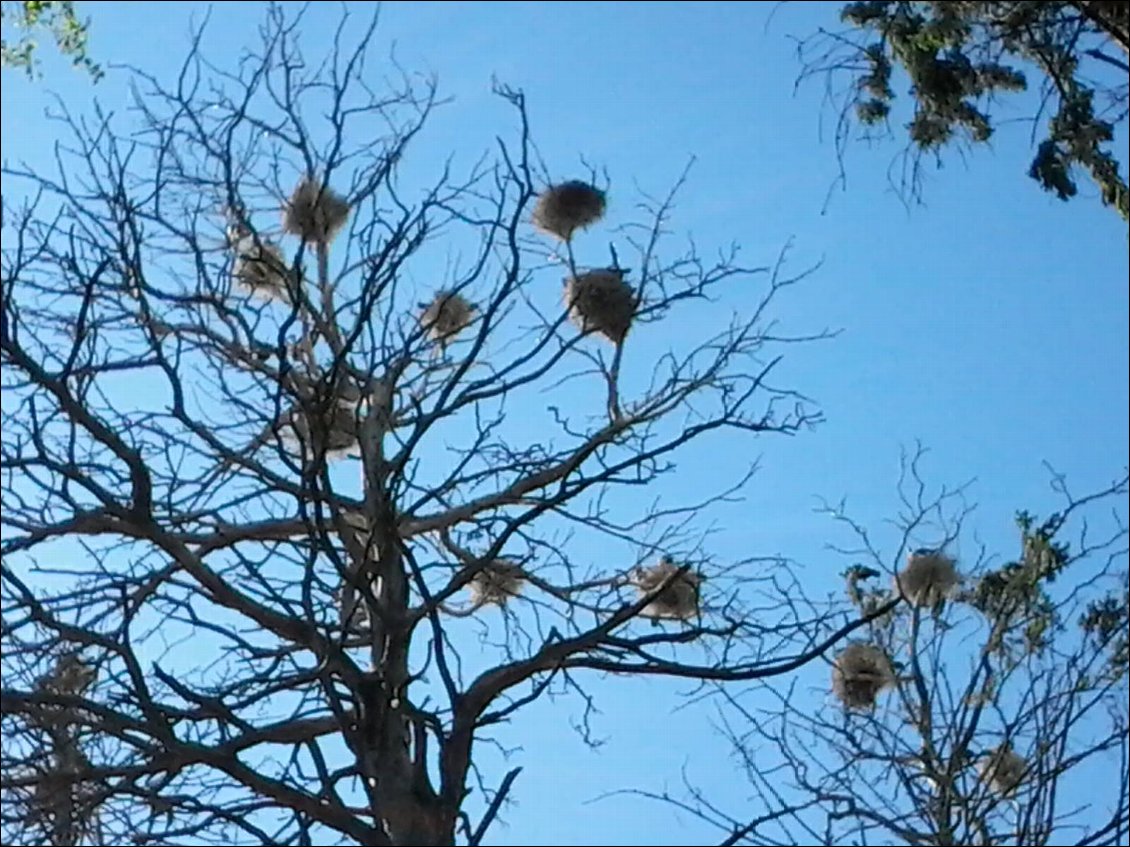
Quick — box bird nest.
[831,642,895,710]
[232,235,294,303]
[286,374,363,408]
[468,560,526,607]
[633,557,703,621]
[531,180,606,240]
[893,548,960,608]
[979,744,1026,796]
[419,291,477,344]
[282,177,351,244]
[280,385,364,460]
[564,269,636,344]
[31,750,98,843]
[40,653,96,697]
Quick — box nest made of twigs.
[274,376,366,460]
[564,269,636,344]
[832,642,895,710]
[633,557,703,621]
[419,290,477,344]
[282,177,351,244]
[232,235,294,302]
[979,744,1026,796]
[40,653,96,697]
[29,738,98,843]
[893,548,960,608]
[281,399,361,460]
[531,180,606,240]
[286,374,363,408]
[468,560,526,607]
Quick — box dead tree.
[0,8,861,846]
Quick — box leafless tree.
[648,449,1128,846]
[0,7,868,846]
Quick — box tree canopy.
[0,1,99,79]
[798,1,1129,222]
[1,8,850,845]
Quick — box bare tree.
[0,8,865,846]
[654,450,1128,846]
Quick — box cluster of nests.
[892,548,961,609]
[632,556,704,622]
[412,180,633,349]
[230,176,352,302]
[460,555,707,620]
[532,180,638,346]
[233,177,637,348]
[833,552,961,710]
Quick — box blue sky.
[2,2,1128,845]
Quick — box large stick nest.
[39,652,96,697]
[279,381,365,460]
[532,180,606,240]
[979,744,1026,796]
[831,642,895,710]
[893,548,960,608]
[564,269,636,344]
[231,234,294,302]
[633,557,703,621]
[419,290,478,344]
[30,743,98,843]
[282,177,351,244]
[468,560,526,607]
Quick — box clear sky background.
[2,2,1128,845]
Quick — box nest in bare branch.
[468,560,526,607]
[286,374,363,408]
[831,642,894,710]
[274,376,367,460]
[40,652,96,697]
[282,177,351,244]
[893,548,960,608]
[27,730,97,841]
[532,180,606,240]
[633,557,703,621]
[419,291,477,344]
[564,269,636,344]
[281,396,362,460]
[232,236,294,303]
[979,744,1026,796]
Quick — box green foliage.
[1081,584,1130,680]
[966,510,1070,657]
[1,0,100,80]
[826,1,1129,223]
